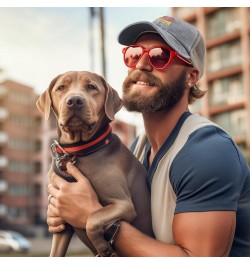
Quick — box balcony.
[0,84,7,98]
[0,204,7,217]
[0,107,8,121]
[0,180,8,193]
[0,156,8,168]
[0,131,8,145]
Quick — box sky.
[0,4,171,128]
[0,6,170,94]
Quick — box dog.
[36,71,154,257]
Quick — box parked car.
[0,222,36,238]
[0,230,30,253]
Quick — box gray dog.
[36,71,153,257]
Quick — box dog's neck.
[54,124,113,157]
[51,124,113,182]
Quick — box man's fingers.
[50,171,67,189]
[47,215,65,227]
[48,224,65,234]
[47,183,60,199]
[47,202,66,233]
[66,162,87,182]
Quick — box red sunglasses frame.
[122,44,192,70]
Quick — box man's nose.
[135,53,153,71]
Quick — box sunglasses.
[122,45,192,70]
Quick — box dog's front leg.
[86,199,136,257]
[50,223,74,256]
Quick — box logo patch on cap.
[154,16,174,27]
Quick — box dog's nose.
[66,96,84,109]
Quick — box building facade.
[0,80,43,227]
[172,7,250,161]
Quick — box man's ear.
[36,75,61,121]
[186,68,199,87]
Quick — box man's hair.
[189,85,206,104]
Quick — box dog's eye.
[57,85,66,91]
[86,84,97,91]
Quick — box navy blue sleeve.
[129,136,139,153]
[170,126,246,214]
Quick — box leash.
[51,125,113,181]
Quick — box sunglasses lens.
[124,46,143,68]
[124,46,171,69]
[149,48,170,69]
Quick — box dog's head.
[36,71,123,142]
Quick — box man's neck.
[142,100,189,161]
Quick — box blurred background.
[0,6,250,256]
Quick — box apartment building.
[172,7,250,161]
[0,79,43,227]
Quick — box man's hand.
[47,162,102,232]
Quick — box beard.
[122,70,187,113]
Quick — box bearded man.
[47,16,250,257]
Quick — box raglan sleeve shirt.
[170,125,246,214]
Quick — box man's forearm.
[113,221,189,257]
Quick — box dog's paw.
[96,245,116,257]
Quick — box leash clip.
[51,140,77,172]
[51,140,69,160]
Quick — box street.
[0,235,92,257]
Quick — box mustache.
[123,70,163,88]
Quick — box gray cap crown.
[118,16,205,78]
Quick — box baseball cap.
[118,16,205,78]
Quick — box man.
[47,16,250,256]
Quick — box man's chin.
[122,97,149,113]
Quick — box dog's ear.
[100,76,123,121]
[36,75,60,121]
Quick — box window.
[8,160,32,174]
[9,114,33,128]
[33,183,41,198]
[33,161,41,174]
[8,207,28,219]
[206,8,240,39]
[34,140,42,152]
[8,184,29,196]
[9,91,31,105]
[207,40,241,73]
[8,137,32,151]
[212,109,246,137]
[209,75,244,106]
[207,47,221,72]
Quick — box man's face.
[122,33,188,113]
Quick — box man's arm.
[114,211,235,257]
[47,162,235,256]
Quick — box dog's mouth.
[60,116,96,134]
